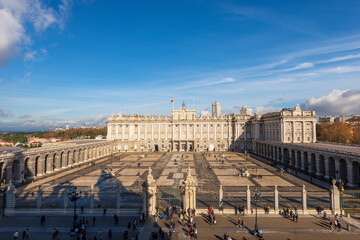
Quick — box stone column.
[63,189,68,214]
[246,185,251,214]
[346,161,355,187]
[274,185,279,214]
[302,185,307,214]
[324,158,330,179]
[182,167,196,216]
[36,186,42,213]
[219,184,223,212]
[330,179,341,215]
[5,183,15,214]
[142,167,157,218]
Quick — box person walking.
[13,230,19,240]
[25,228,29,239]
[108,228,112,240]
[98,228,103,240]
[133,220,137,230]
[93,216,96,226]
[22,230,26,240]
[40,215,46,225]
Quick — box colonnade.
[0,141,117,185]
[254,140,360,187]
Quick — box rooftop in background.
[0,146,26,154]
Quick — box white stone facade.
[107,103,316,152]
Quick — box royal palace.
[106,102,317,152]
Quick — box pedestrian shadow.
[313,220,330,229]
[200,212,212,225]
[227,216,238,226]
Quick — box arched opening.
[319,155,325,176]
[297,151,302,169]
[328,157,336,179]
[72,150,76,164]
[310,153,316,173]
[66,151,70,167]
[44,154,48,174]
[52,153,57,171]
[339,159,347,183]
[283,148,290,166]
[353,162,360,187]
[303,152,309,172]
[278,147,282,162]
[24,157,30,179]
[78,149,82,163]
[291,150,295,166]
[60,152,63,169]
[35,156,39,176]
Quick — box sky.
[0,0,360,131]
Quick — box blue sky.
[1,0,360,131]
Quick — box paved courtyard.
[11,152,330,211]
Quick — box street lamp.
[68,187,82,229]
[251,187,262,234]
[339,179,344,217]
[0,180,6,216]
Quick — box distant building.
[0,146,25,155]
[95,135,106,140]
[66,124,70,130]
[318,115,358,124]
[212,101,221,117]
[0,140,13,147]
[240,106,252,116]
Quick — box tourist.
[194,228,198,239]
[13,230,19,240]
[241,220,245,229]
[133,220,137,230]
[108,228,112,240]
[40,215,46,225]
[214,215,217,225]
[98,228,103,240]
[22,230,26,240]
[323,211,327,220]
[93,216,96,226]
[25,228,29,239]
[103,208,107,216]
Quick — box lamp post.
[339,179,344,217]
[0,180,6,216]
[69,187,82,229]
[251,187,262,234]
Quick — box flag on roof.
[171,98,174,103]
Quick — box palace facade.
[106,102,317,152]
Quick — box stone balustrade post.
[302,185,307,214]
[274,185,279,214]
[246,185,251,214]
[330,179,340,215]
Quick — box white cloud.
[200,110,211,117]
[0,0,73,65]
[316,53,360,64]
[24,48,48,62]
[282,62,314,72]
[321,66,360,74]
[301,89,360,116]
[255,106,280,114]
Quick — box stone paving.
[12,152,330,211]
[0,214,359,240]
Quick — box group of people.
[330,214,342,231]
[282,208,299,223]
[12,229,29,240]
[208,206,217,226]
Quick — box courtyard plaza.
[0,214,359,239]
[11,152,332,210]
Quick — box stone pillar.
[302,184,307,214]
[142,167,157,218]
[246,185,251,214]
[63,189,68,214]
[5,183,15,214]
[182,167,196,216]
[274,185,279,214]
[219,184,223,207]
[36,186,42,213]
[89,194,94,214]
[346,161,355,187]
[330,179,341,215]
